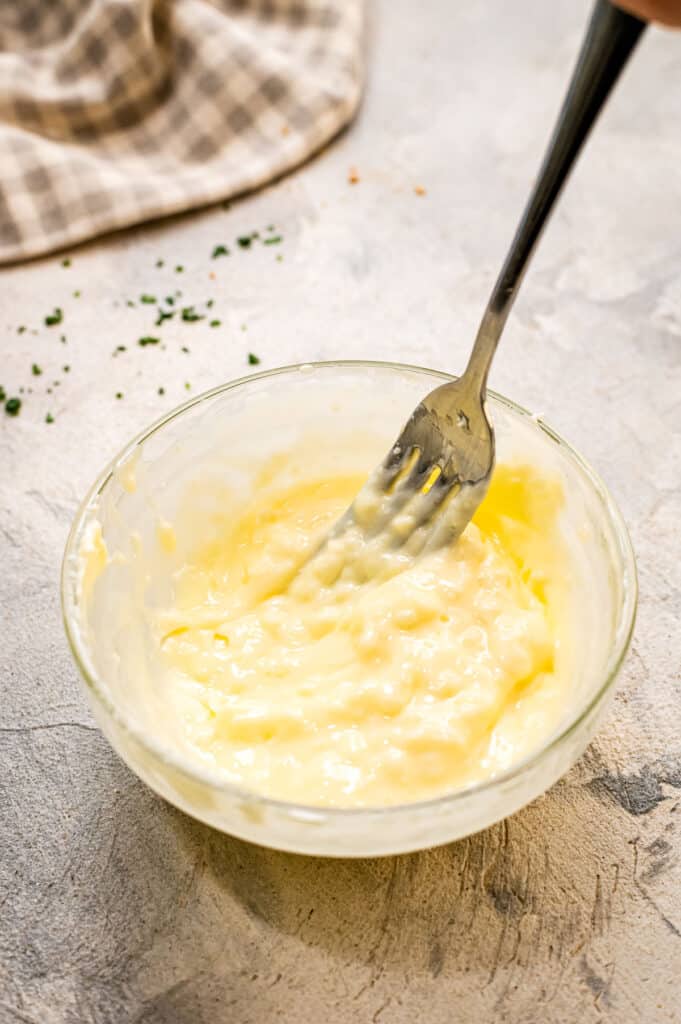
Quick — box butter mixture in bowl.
[63,362,636,855]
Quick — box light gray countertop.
[2,2,681,1021]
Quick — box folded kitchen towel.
[0,0,364,264]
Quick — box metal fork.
[302,0,646,587]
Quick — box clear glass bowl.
[62,361,637,856]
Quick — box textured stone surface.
[2,1,681,1021]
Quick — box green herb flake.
[31,363,42,376]
[73,291,81,298]
[237,236,252,249]
[138,336,161,347]
[175,265,184,273]
[184,381,191,390]
[212,245,230,259]
[0,386,5,401]
[60,335,67,344]
[165,295,175,305]
[17,326,26,335]
[181,306,203,323]
[263,235,282,246]
[5,397,21,416]
[116,392,124,399]
[206,299,214,309]
[275,254,283,262]
[63,365,70,373]
[158,387,165,395]
[248,352,261,365]
[210,319,221,328]
[156,259,165,268]
[156,309,175,326]
[61,258,71,267]
[181,346,190,353]
[126,300,135,308]
[45,412,54,424]
[266,224,275,232]
[140,294,157,304]
[44,307,63,327]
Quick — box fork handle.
[464,0,647,393]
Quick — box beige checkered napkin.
[0,0,364,264]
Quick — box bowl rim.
[61,359,638,819]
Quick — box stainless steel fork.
[303,0,646,586]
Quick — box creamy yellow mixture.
[148,458,573,807]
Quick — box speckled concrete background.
[2,1,681,1021]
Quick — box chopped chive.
[263,235,282,246]
[158,387,165,395]
[63,365,70,373]
[181,346,190,353]
[17,326,26,334]
[212,245,229,259]
[155,309,175,326]
[248,352,260,365]
[44,307,63,327]
[0,386,5,401]
[175,265,184,273]
[140,294,156,304]
[45,412,54,424]
[138,336,161,346]
[206,299,214,308]
[237,236,252,249]
[31,363,42,376]
[5,397,21,416]
[181,306,203,323]
[210,319,221,328]
[116,392,124,399]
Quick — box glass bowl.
[62,361,637,857]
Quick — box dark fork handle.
[465,0,647,392]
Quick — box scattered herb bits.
[46,412,54,424]
[61,258,71,267]
[45,307,63,327]
[212,245,229,259]
[248,352,261,365]
[115,392,124,399]
[17,326,26,335]
[210,320,221,328]
[138,336,161,347]
[31,364,42,376]
[237,236,252,249]
[263,235,282,246]
[140,294,156,304]
[5,397,21,416]
[156,309,175,326]
[0,386,5,401]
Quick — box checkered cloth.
[0,0,364,265]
